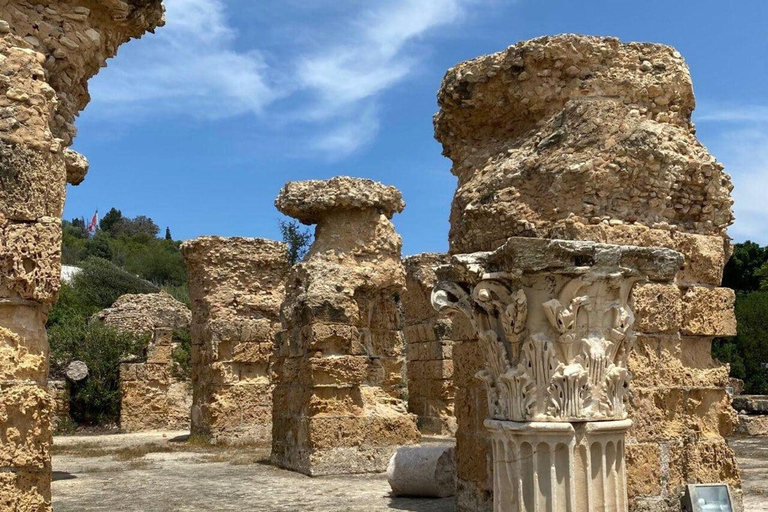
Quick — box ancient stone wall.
[434,34,740,512]
[182,236,289,444]
[120,328,190,432]
[96,291,192,432]
[47,379,69,431]
[0,2,163,509]
[402,253,457,436]
[271,176,419,476]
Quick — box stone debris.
[433,34,740,512]
[733,396,768,437]
[387,444,456,498]
[182,236,290,444]
[95,291,191,337]
[403,253,457,436]
[0,1,164,508]
[64,360,87,382]
[271,176,419,476]
[47,379,70,431]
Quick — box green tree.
[83,231,113,260]
[70,257,159,311]
[165,227,172,240]
[279,219,313,264]
[722,241,767,291]
[99,208,123,234]
[713,291,768,395]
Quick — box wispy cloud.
[85,0,480,157]
[699,104,768,243]
[88,0,277,118]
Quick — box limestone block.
[0,219,61,303]
[301,323,364,356]
[120,379,190,433]
[0,469,49,512]
[628,336,729,389]
[666,438,741,496]
[0,384,52,469]
[631,283,682,333]
[299,356,369,387]
[735,414,768,436]
[681,287,736,336]
[146,343,172,364]
[628,387,736,442]
[732,395,768,414]
[0,304,47,359]
[387,444,456,498]
[0,326,45,381]
[626,443,662,497]
[0,141,65,221]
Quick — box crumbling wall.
[434,34,740,512]
[120,328,190,432]
[402,253,456,436]
[0,2,163,509]
[96,291,192,432]
[47,379,69,431]
[271,176,419,476]
[182,236,289,444]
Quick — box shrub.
[70,257,159,311]
[48,319,148,426]
[278,219,312,264]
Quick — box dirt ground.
[52,432,768,511]
[51,431,455,512]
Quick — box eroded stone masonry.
[96,291,193,432]
[182,236,289,444]
[434,35,740,512]
[0,1,163,510]
[271,176,419,476]
[402,253,457,436]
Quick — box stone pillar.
[271,176,419,476]
[433,35,740,511]
[433,238,682,512]
[402,253,457,436]
[0,2,163,509]
[181,236,289,444]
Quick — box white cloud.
[88,0,276,118]
[294,0,468,153]
[697,105,768,123]
[716,128,768,244]
[86,0,480,156]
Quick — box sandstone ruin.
[182,236,289,444]
[0,1,163,509]
[95,291,192,432]
[271,176,420,475]
[402,253,457,436]
[433,35,740,512]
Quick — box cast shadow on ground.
[52,472,77,482]
[387,496,455,512]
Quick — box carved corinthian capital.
[432,237,683,423]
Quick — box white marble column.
[433,237,682,512]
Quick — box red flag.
[87,210,98,235]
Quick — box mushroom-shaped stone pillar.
[271,176,419,476]
[433,238,684,512]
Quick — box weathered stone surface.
[120,375,190,433]
[733,396,768,415]
[387,444,456,498]
[272,177,419,476]
[626,444,662,498]
[736,414,768,437]
[403,254,457,436]
[0,218,61,302]
[436,35,733,256]
[63,360,87,382]
[95,291,191,337]
[46,380,69,432]
[182,236,289,444]
[0,326,45,381]
[434,34,740,512]
[0,1,165,508]
[681,286,737,336]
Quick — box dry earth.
[51,431,454,512]
[51,432,768,512]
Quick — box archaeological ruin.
[271,176,420,475]
[0,0,164,510]
[433,34,740,512]
[0,0,753,509]
[403,253,457,436]
[182,236,289,444]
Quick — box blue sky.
[66,0,768,255]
